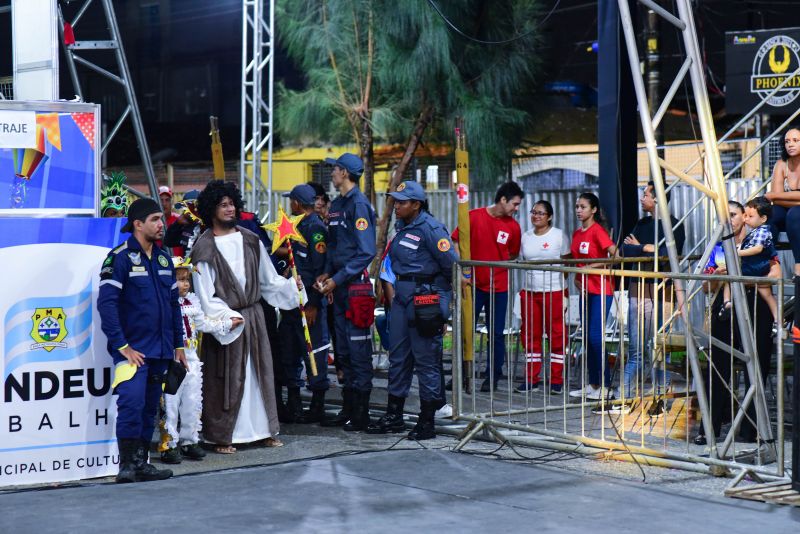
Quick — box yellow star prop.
[262,205,307,253]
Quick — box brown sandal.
[214,445,236,454]
[262,437,283,448]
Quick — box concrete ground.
[2,446,798,534]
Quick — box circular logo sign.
[355,218,369,231]
[158,255,169,267]
[315,242,327,254]
[437,239,451,252]
[751,35,800,108]
[396,183,406,192]
[456,183,469,204]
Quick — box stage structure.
[240,0,275,218]
[617,0,781,462]
[57,0,159,200]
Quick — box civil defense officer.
[316,153,377,432]
[277,184,331,424]
[367,181,457,440]
[97,198,187,483]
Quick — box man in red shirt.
[158,186,180,254]
[452,181,523,392]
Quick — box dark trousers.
[115,359,169,441]
[770,205,800,263]
[278,306,330,391]
[387,283,450,402]
[261,300,286,388]
[333,283,373,392]
[475,289,508,378]
[701,290,772,441]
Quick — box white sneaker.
[609,404,632,414]
[376,354,390,370]
[586,387,615,401]
[435,404,453,418]
[569,385,600,398]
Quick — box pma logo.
[750,35,800,107]
[30,308,68,351]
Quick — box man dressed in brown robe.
[192,181,303,453]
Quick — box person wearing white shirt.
[517,200,570,394]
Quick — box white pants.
[164,358,203,448]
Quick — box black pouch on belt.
[412,288,445,338]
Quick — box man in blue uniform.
[316,153,377,431]
[97,198,187,483]
[366,181,457,439]
[278,184,330,423]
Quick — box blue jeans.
[623,296,670,396]
[475,289,508,378]
[376,309,390,351]
[582,294,612,388]
[770,205,800,262]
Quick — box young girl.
[160,257,238,464]
[568,193,617,401]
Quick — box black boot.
[408,400,436,440]
[285,387,304,423]
[344,390,371,431]
[276,385,292,424]
[134,440,172,481]
[320,388,353,427]
[115,438,138,484]
[296,390,326,424]
[366,395,406,434]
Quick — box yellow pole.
[210,116,225,179]
[455,120,473,392]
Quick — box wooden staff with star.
[263,205,318,377]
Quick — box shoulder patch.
[102,254,115,267]
[312,232,324,243]
[158,255,169,268]
[437,239,451,252]
[355,218,369,231]
[315,242,327,254]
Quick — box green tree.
[278,0,541,255]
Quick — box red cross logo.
[542,242,550,249]
[457,184,469,204]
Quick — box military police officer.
[97,198,187,483]
[316,153,377,431]
[367,181,457,439]
[278,184,331,423]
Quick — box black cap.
[121,198,162,233]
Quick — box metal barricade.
[451,257,788,481]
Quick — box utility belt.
[396,274,440,284]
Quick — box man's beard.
[216,218,237,229]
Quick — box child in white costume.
[161,257,233,463]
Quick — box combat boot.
[296,390,326,424]
[344,390,371,432]
[285,387,305,423]
[408,400,436,440]
[115,438,139,484]
[134,440,173,481]
[320,388,353,427]
[366,395,406,434]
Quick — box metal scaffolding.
[57,0,159,200]
[617,0,774,458]
[240,0,275,217]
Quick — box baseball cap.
[281,184,316,206]
[121,198,162,233]
[158,186,173,197]
[183,189,200,201]
[323,152,364,177]
[388,181,426,202]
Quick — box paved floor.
[1,448,797,534]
